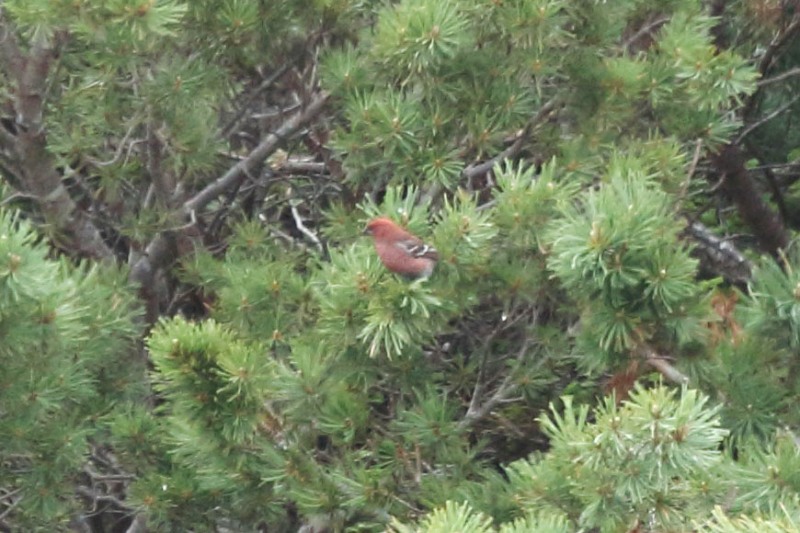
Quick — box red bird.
[363,217,438,279]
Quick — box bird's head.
[363,217,396,238]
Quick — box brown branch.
[0,10,23,81]
[711,144,789,256]
[0,9,113,260]
[145,121,173,209]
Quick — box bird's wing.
[396,238,438,260]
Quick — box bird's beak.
[362,226,372,236]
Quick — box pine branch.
[462,96,559,181]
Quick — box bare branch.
[275,159,327,174]
[736,93,800,144]
[683,220,752,284]
[220,62,294,137]
[756,15,800,79]
[86,119,143,168]
[757,66,800,88]
[636,345,690,385]
[459,308,541,431]
[185,91,329,214]
[678,138,704,199]
[741,14,800,120]
[0,489,21,521]
[75,486,135,514]
[622,15,670,51]
[458,337,533,431]
[686,137,703,178]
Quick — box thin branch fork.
[459,307,542,431]
[459,337,534,431]
[461,309,529,423]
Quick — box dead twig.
[290,203,323,253]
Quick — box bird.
[363,216,438,279]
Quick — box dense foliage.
[2,0,800,531]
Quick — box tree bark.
[712,143,789,256]
[0,11,113,261]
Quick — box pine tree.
[2,0,800,531]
